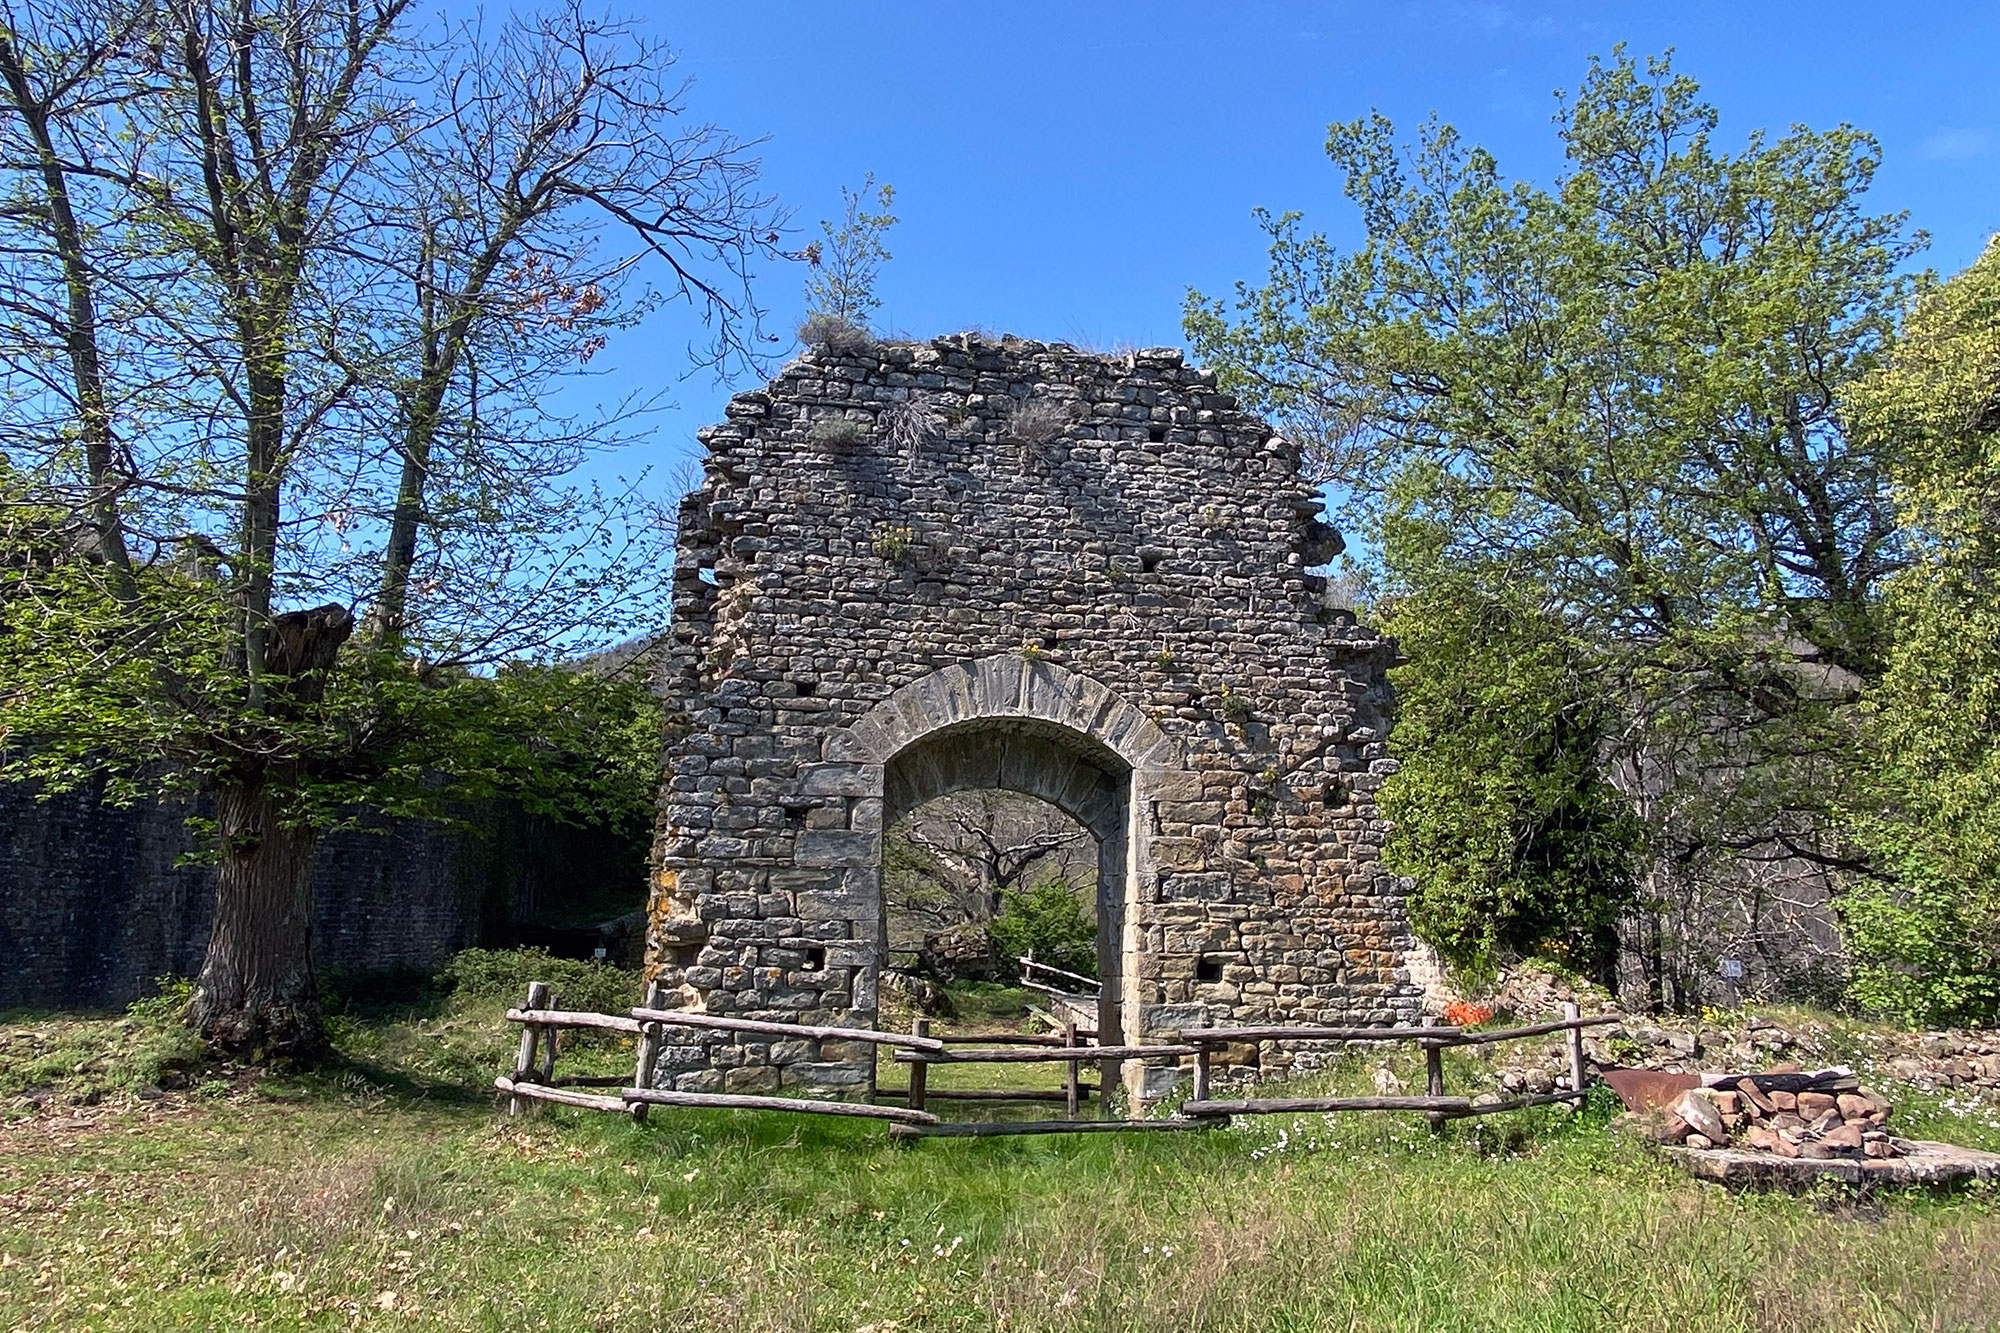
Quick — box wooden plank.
[1020,977,1093,999]
[1180,1094,1476,1117]
[937,1031,1078,1047]
[622,1087,939,1125]
[630,979,669,1124]
[876,1086,1096,1103]
[1016,955,1101,990]
[1438,1015,1621,1047]
[494,1076,626,1114]
[1424,1042,1446,1134]
[551,1073,631,1088]
[895,1044,1198,1064]
[1440,1090,1583,1118]
[887,1117,1223,1139]
[505,1008,645,1034]
[629,1007,946,1051]
[1174,1025,1464,1043]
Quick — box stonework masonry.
[0,778,638,1010]
[645,333,1427,1102]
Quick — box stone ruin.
[643,333,1426,1102]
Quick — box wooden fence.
[494,982,1615,1140]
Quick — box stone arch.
[801,655,1185,1065]
[825,654,1177,773]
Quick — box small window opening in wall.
[781,801,813,826]
[696,564,720,586]
[1196,957,1223,983]
[1148,424,1167,442]
[794,678,817,697]
[1139,552,1161,573]
[803,946,827,972]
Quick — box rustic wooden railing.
[494,983,1616,1140]
[1016,952,1101,998]
[1172,1003,1616,1128]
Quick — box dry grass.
[1007,398,1069,448]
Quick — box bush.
[989,881,1097,981]
[435,948,637,1016]
[1007,397,1068,447]
[798,312,875,354]
[808,414,867,448]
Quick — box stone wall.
[0,777,643,1010]
[645,333,1425,1100]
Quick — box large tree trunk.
[186,603,353,1059]
[188,779,324,1058]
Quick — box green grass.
[3,967,1999,1332]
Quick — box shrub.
[873,524,916,561]
[797,312,875,354]
[990,880,1097,981]
[435,947,637,1016]
[1007,397,1068,447]
[808,414,866,448]
[882,394,947,453]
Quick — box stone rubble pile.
[1651,1071,1905,1161]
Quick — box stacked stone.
[645,331,1426,1096]
[1661,1075,1903,1160]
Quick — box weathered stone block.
[794,829,880,867]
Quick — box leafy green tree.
[0,0,778,1056]
[801,173,896,333]
[1186,50,1917,999]
[989,879,1098,982]
[1377,518,1640,979]
[1839,239,2000,1026]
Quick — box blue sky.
[542,0,1999,487]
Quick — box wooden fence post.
[1423,1039,1446,1134]
[1563,1002,1586,1104]
[1064,1021,1081,1118]
[907,1017,929,1115]
[1191,1027,1211,1106]
[631,979,669,1123]
[510,981,550,1116]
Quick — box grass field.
[3,959,1999,1333]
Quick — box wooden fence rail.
[498,983,1615,1140]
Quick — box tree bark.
[188,778,323,1058]
[186,603,351,1059]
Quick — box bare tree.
[0,0,782,1054]
[883,791,1095,955]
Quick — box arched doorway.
[881,718,1132,1042]
[812,654,1184,1085]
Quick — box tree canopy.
[1838,238,2000,1026]
[1187,49,1924,1000]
